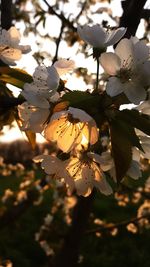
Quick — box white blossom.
[63,151,113,197]
[44,107,99,153]
[77,24,126,50]
[22,65,60,108]
[33,154,74,192]
[53,59,75,76]
[100,150,142,181]
[127,160,142,180]
[18,102,50,133]
[133,134,150,160]
[0,26,31,65]
[22,59,75,108]
[100,37,150,104]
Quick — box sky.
[1,0,150,143]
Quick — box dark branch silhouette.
[120,0,148,38]
[42,0,76,32]
[52,22,65,64]
[1,0,12,30]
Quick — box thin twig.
[76,1,87,21]
[52,22,65,64]
[95,58,100,92]
[119,0,147,38]
[42,0,76,32]
[86,214,150,234]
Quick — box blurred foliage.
[0,142,149,266]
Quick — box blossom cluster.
[0,26,31,65]
[1,24,150,197]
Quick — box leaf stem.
[95,57,100,92]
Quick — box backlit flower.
[63,151,113,197]
[77,24,126,50]
[0,26,31,65]
[100,37,150,104]
[34,154,74,192]
[18,102,50,133]
[44,107,99,153]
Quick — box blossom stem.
[95,57,100,92]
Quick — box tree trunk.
[50,194,94,267]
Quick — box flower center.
[67,113,80,124]
[118,68,131,83]
[0,45,9,52]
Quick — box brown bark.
[50,194,94,267]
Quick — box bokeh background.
[0,1,150,267]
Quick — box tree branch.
[1,0,12,30]
[141,9,150,20]
[76,1,87,21]
[52,22,65,64]
[51,194,94,267]
[0,95,25,109]
[42,0,76,32]
[119,0,147,38]
[86,214,150,234]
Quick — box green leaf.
[0,81,14,97]
[0,76,26,89]
[113,119,144,151]
[122,176,145,189]
[62,91,94,106]
[110,120,132,183]
[62,91,100,118]
[117,109,150,136]
[0,67,33,88]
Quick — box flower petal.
[77,25,106,47]
[54,59,75,75]
[41,155,62,175]
[30,108,49,133]
[123,82,146,105]
[0,47,22,65]
[47,65,60,89]
[44,119,65,142]
[69,107,93,122]
[89,121,99,145]
[100,52,121,75]
[115,38,133,68]
[57,124,78,153]
[105,27,126,46]
[94,176,113,195]
[19,45,31,54]
[22,90,50,108]
[137,100,150,115]
[133,39,149,64]
[127,160,142,180]
[8,26,21,45]
[106,77,123,97]
[33,66,48,86]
